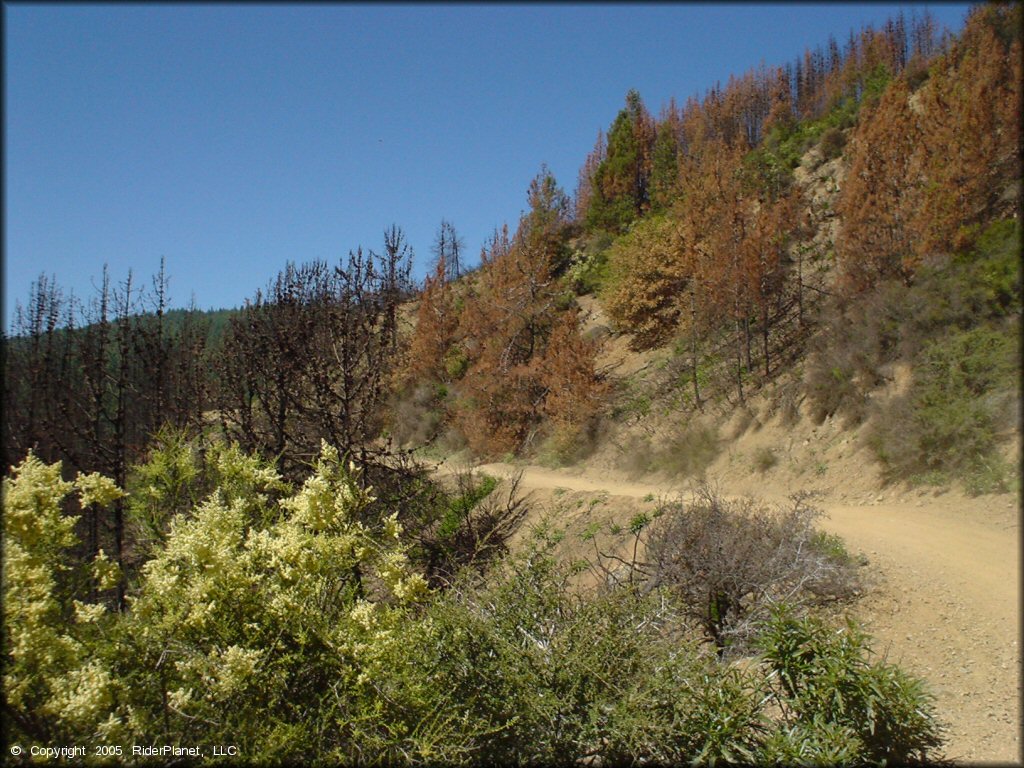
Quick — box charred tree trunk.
[735,318,745,405]
[762,303,771,378]
[743,316,753,372]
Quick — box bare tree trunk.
[797,244,805,329]
[112,271,135,611]
[690,288,701,410]
[735,318,745,405]
[762,303,771,378]
[744,316,753,372]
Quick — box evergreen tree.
[649,107,682,213]
[586,89,653,233]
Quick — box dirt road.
[463,462,1021,764]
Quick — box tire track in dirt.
[455,462,1021,764]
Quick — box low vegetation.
[593,487,863,655]
[803,219,1021,493]
[5,448,941,765]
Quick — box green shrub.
[402,533,937,766]
[567,232,613,295]
[753,446,779,473]
[803,283,905,425]
[401,468,531,588]
[860,63,894,106]
[435,474,498,541]
[870,325,1019,490]
[760,720,865,766]
[742,91,866,192]
[759,610,944,765]
[819,126,847,160]
[615,392,652,421]
[898,219,1022,352]
[962,453,1015,496]
[377,539,766,766]
[810,529,862,567]
[807,219,1020,463]
[443,347,470,379]
[554,290,577,311]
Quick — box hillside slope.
[433,167,1020,758]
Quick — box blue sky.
[4,3,971,326]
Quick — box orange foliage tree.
[454,169,603,456]
[539,310,607,432]
[740,189,800,377]
[686,138,755,403]
[836,77,921,290]
[838,4,1021,292]
[406,254,458,385]
[602,214,689,348]
[911,4,1022,256]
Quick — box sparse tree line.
[4,262,208,608]
[215,226,414,478]
[3,228,423,603]
[574,8,962,233]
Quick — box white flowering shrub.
[113,440,428,759]
[2,454,126,743]
[125,428,291,559]
[4,443,428,759]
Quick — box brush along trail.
[434,459,1020,764]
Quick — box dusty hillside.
[566,140,850,476]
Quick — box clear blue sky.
[4,3,971,327]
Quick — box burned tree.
[216,229,413,477]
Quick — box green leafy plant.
[416,470,531,588]
[819,126,847,160]
[759,610,944,765]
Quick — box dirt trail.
[463,461,1021,765]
